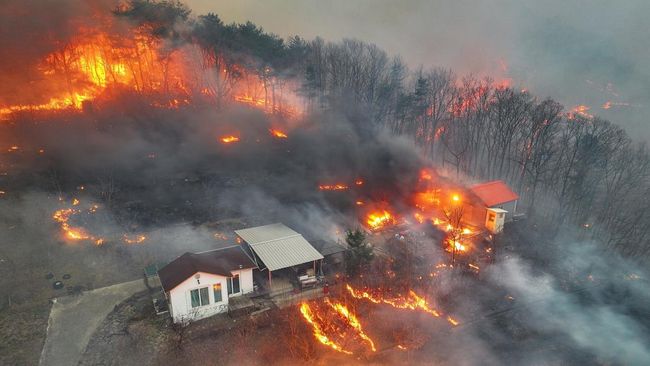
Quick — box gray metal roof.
[235,223,324,271]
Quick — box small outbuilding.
[467,180,519,234]
[158,245,257,323]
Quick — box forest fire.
[0,24,190,120]
[52,206,105,245]
[318,183,349,191]
[123,234,147,245]
[0,10,301,121]
[346,284,460,327]
[269,128,288,138]
[299,299,377,355]
[52,199,148,246]
[220,136,240,144]
[602,101,631,110]
[366,210,394,230]
[567,104,594,119]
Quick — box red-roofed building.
[467,180,519,233]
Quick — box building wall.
[490,200,517,222]
[168,269,254,323]
[465,200,518,228]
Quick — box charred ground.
[1,1,649,365]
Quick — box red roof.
[469,180,519,207]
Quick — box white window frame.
[189,286,210,308]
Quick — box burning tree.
[443,194,465,265]
[344,229,374,276]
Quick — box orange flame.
[325,299,376,352]
[123,234,147,244]
[319,183,349,191]
[366,210,393,230]
[220,136,240,143]
[346,284,440,317]
[269,128,288,138]
[52,205,105,245]
[299,300,377,355]
[347,284,461,326]
[299,302,352,355]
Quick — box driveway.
[39,279,147,366]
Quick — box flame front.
[269,129,288,138]
[299,302,353,355]
[52,202,105,245]
[346,284,441,318]
[220,136,240,143]
[319,183,349,191]
[366,210,393,230]
[325,299,377,352]
[299,299,377,355]
[346,284,460,326]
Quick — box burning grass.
[299,299,376,355]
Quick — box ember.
[220,136,240,143]
[269,129,288,138]
[123,234,147,245]
[318,183,349,191]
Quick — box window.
[190,287,210,308]
[227,274,240,295]
[200,287,209,306]
[190,289,200,308]
[488,213,495,222]
[213,283,223,303]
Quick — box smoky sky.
[187,0,650,140]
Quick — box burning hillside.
[0,1,300,121]
[1,2,650,366]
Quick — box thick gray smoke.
[189,0,650,140]
[1,2,649,365]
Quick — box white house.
[158,245,257,323]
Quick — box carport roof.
[235,223,324,271]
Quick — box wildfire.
[602,101,631,110]
[346,284,441,318]
[326,299,377,352]
[567,105,594,119]
[53,199,146,246]
[123,234,147,245]
[446,316,459,326]
[52,207,104,245]
[318,183,349,191]
[269,128,288,138]
[0,12,301,120]
[346,284,460,326]
[299,299,377,355]
[299,302,351,355]
[0,23,194,120]
[366,210,394,230]
[220,135,240,143]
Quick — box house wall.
[490,200,517,222]
[168,268,254,323]
[465,200,518,228]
